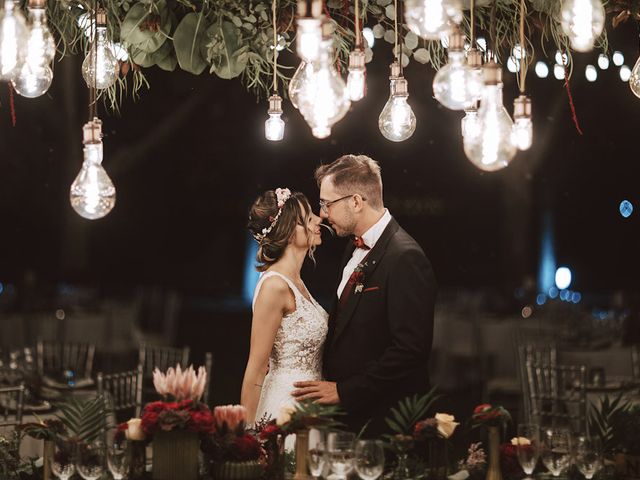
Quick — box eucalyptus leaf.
[327,0,342,7]
[401,53,409,68]
[120,0,171,53]
[157,52,178,71]
[372,24,385,39]
[383,30,395,44]
[208,21,249,79]
[232,16,242,27]
[365,47,373,63]
[413,48,430,64]
[404,31,418,50]
[246,14,256,23]
[376,0,392,5]
[369,5,383,14]
[173,11,209,75]
[385,4,395,20]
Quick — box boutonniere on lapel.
[352,261,368,294]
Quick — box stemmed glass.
[327,431,355,480]
[574,436,603,480]
[76,441,105,480]
[541,428,572,477]
[107,438,130,480]
[307,428,327,479]
[49,440,76,480]
[355,440,385,480]
[516,423,540,476]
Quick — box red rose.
[190,410,215,433]
[472,404,502,422]
[144,401,168,414]
[141,411,160,434]
[233,434,261,461]
[179,399,194,410]
[117,422,128,433]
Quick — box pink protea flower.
[152,364,208,401]
[214,405,247,431]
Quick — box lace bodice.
[252,271,328,422]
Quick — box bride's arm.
[241,277,294,424]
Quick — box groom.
[293,154,437,436]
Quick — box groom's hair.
[314,154,383,210]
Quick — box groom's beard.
[330,214,357,238]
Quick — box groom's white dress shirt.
[336,209,392,298]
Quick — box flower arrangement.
[471,404,512,429]
[414,413,459,440]
[457,442,487,480]
[202,405,262,463]
[153,364,207,402]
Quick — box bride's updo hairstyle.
[248,188,315,272]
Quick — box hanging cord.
[393,0,398,65]
[489,0,497,61]
[518,0,527,93]
[88,0,97,121]
[272,0,277,93]
[563,56,583,135]
[354,0,361,48]
[470,0,475,45]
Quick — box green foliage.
[589,393,631,453]
[281,398,344,433]
[55,396,107,444]
[40,0,611,109]
[385,387,441,436]
[0,432,38,480]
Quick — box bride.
[241,188,328,424]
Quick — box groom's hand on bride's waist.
[292,381,339,405]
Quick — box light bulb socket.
[268,94,283,114]
[513,95,532,119]
[83,118,103,145]
[297,0,322,19]
[96,8,107,27]
[348,50,366,70]
[389,62,401,79]
[482,61,502,85]
[27,0,45,9]
[448,26,465,52]
[467,48,483,68]
[392,77,409,96]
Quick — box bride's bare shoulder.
[254,274,295,313]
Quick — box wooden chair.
[97,365,144,423]
[0,384,25,427]
[36,340,95,381]
[516,341,558,424]
[525,360,587,432]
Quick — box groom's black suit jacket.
[322,217,437,437]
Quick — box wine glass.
[307,428,327,479]
[541,428,572,477]
[516,423,540,476]
[76,441,105,480]
[50,440,76,480]
[574,436,603,480]
[355,440,385,480]
[107,439,129,480]
[327,431,355,480]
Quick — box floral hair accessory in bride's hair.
[253,187,292,242]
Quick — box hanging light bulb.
[512,95,533,151]
[288,60,313,109]
[346,49,366,101]
[461,103,482,140]
[295,0,323,63]
[404,0,462,40]
[70,118,116,220]
[379,62,416,142]
[629,56,640,98]
[433,26,483,110]
[0,0,28,80]
[12,0,55,98]
[265,94,285,141]
[81,9,118,90]
[560,0,605,52]
[461,48,483,138]
[298,26,350,139]
[463,61,516,171]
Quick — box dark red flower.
[141,412,159,434]
[232,434,261,461]
[144,401,168,413]
[259,424,282,441]
[500,443,521,478]
[191,409,215,433]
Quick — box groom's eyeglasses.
[319,194,366,213]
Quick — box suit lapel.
[330,218,400,347]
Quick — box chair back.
[0,384,25,427]
[516,342,558,423]
[36,340,95,379]
[138,342,190,376]
[97,365,144,422]
[525,360,587,432]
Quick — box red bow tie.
[353,237,370,250]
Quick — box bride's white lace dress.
[253,271,328,422]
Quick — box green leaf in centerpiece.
[55,397,106,444]
[157,52,178,71]
[174,11,210,75]
[131,39,172,68]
